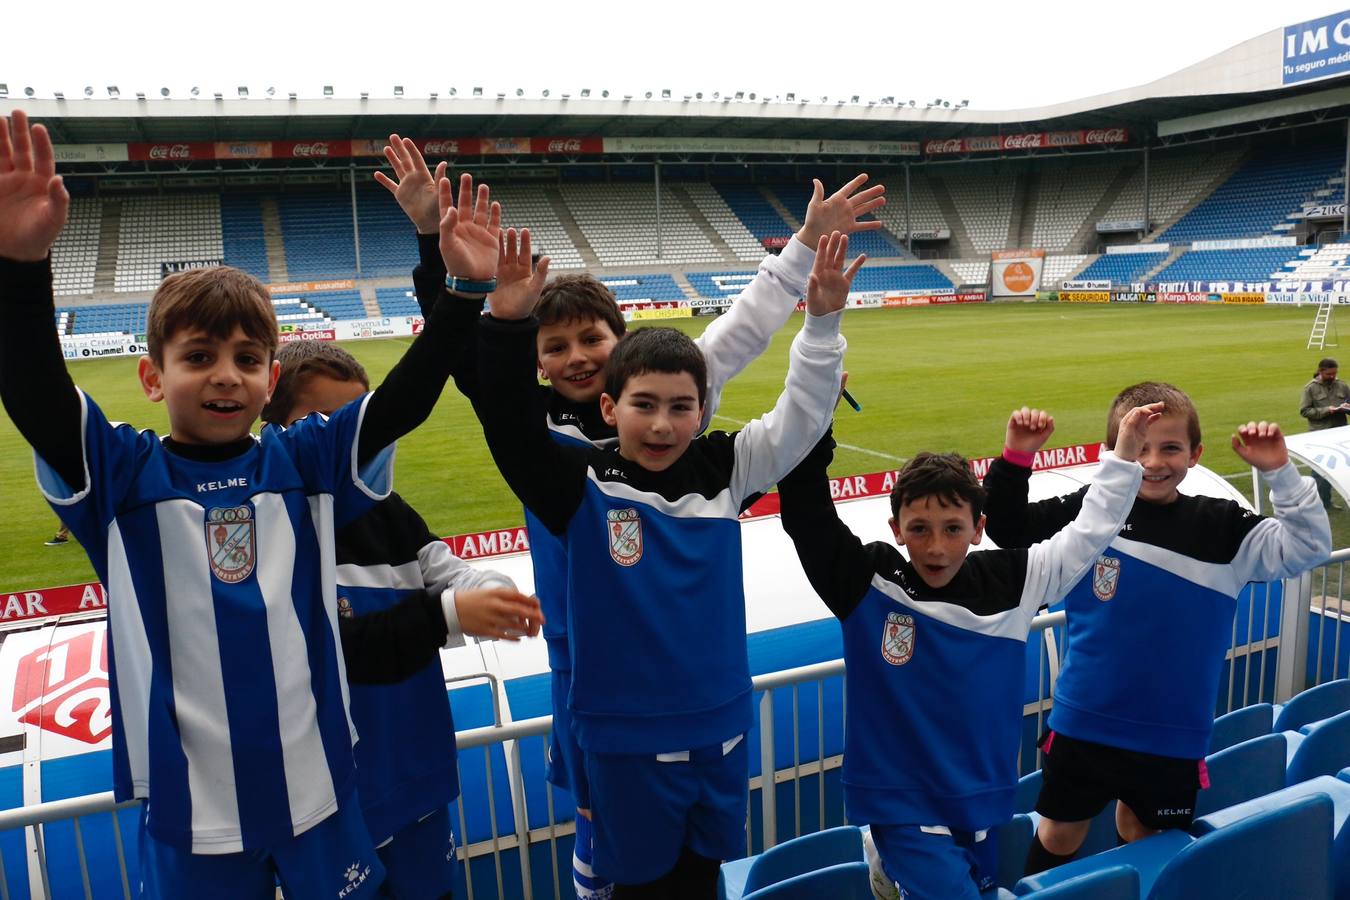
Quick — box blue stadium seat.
[1194,733,1286,818]
[1014,830,1194,896]
[1152,247,1303,283]
[741,862,872,900]
[719,826,863,900]
[1192,776,1350,900]
[1288,710,1350,785]
[1020,865,1138,899]
[996,814,1036,890]
[1165,794,1334,900]
[1209,702,1273,753]
[1072,251,1167,285]
[1274,679,1350,733]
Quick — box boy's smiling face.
[537,317,621,403]
[138,326,278,445]
[1132,414,1202,504]
[600,370,704,472]
[889,495,985,589]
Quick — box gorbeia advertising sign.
[1284,9,1350,85]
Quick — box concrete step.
[924,175,977,258]
[669,185,738,264]
[759,187,802,232]
[261,198,289,284]
[542,188,601,268]
[359,284,382,317]
[1142,245,1189,281]
[1009,171,1033,248]
[92,201,121,292]
[1069,163,1140,254]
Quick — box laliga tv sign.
[1284,10,1350,84]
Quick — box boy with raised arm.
[980,385,1330,875]
[0,110,518,898]
[262,340,540,900]
[775,405,1154,900]
[374,134,884,897]
[470,230,858,897]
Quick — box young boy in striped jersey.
[775,406,1157,900]
[0,110,520,899]
[374,133,885,898]
[471,229,858,897]
[980,384,1330,875]
[262,340,540,900]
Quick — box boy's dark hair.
[536,274,626,338]
[889,452,986,523]
[1105,381,1200,450]
[1318,358,1338,370]
[261,341,370,425]
[603,327,707,406]
[146,267,277,364]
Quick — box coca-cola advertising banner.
[128,142,216,162]
[273,140,353,159]
[924,128,1130,156]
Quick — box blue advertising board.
[1284,10,1350,85]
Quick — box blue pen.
[841,388,862,412]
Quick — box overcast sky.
[6,1,1349,111]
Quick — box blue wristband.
[445,274,497,294]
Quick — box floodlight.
[850,95,859,103]
[908,99,915,107]
[542,89,550,97]
[749,92,756,100]
[734,91,744,100]
[53,91,64,100]
[266,86,276,97]
[712,91,719,99]
[683,94,691,101]
[562,92,570,99]
[429,91,437,99]
[661,89,671,99]
[190,86,199,97]
[785,92,794,102]
[933,98,941,105]
[361,92,370,100]
[84,86,94,97]
[959,99,969,107]
[472,86,483,96]
[580,88,591,97]
[323,85,334,96]
[601,90,609,98]
[623,94,633,101]
[24,87,35,97]
[393,85,403,96]
[237,86,248,97]
[644,91,652,99]
[516,88,524,96]
[135,92,146,100]
[449,87,457,96]
[289,92,298,100]
[107,86,119,98]
[160,87,170,97]
[497,92,505,99]
[695,92,703,100]
[214,92,223,100]
[943,100,950,107]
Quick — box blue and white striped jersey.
[35,390,393,853]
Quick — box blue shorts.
[376,806,457,899]
[547,667,590,808]
[138,796,385,900]
[869,823,997,900]
[585,736,747,885]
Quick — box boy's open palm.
[372,134,446,234]
[1231,421,1290,471]
[455,586,544,641]
[438,173,502,282]
[1112,402,1165,462]
[489,228,550,320]
[1006,407,1055,454]
[798,174,886,248]
[0,111,69,262]
[805,232,866,316]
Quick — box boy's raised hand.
[1112,401,1165,462]
[1006,407,1055,454]
[488,228,550,320]
[438,173,501,283]
[372,133,447,234]
[1231,421,1290,472]
[805,231,866,316]
[0,111,69,263]
[797,174,886,249]
[454,586,544,641]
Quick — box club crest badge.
[206,505,255,584]
[881,612,915,666]
[1093,555,1120,601]
[337,597,354,619]
[607,508,642,567]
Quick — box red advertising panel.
[926,129,1129,156]
[480,137,532,155]
[924,138,966,155]
[213,141,272,160]
[529,137,604,155]
[128,142,216,162]
[272,140,353,160]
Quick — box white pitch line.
[710,414,909,464]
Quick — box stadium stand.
[1152,246,1303,282]
[60,302,149,335]
[770,183,904,259]
[1160,145,1344,242]
[277,190,358,279]
[51,197,100,296]
[375,286,422,317]
[871,170,949,243]
[492,185,586,269]
[270,297,332,330]
[943,167,1017,254]
[1042,254,1090,287]
[683,183,765,262]
[1073,249,1169,284]
[113,194,224,293]
[715,184,795,247]
[220,194,270,282]
[1029,163,1124,252]
[950,259,990,285]
[353,185,422,278]
[299,289,366,321]
[598,273,686,303]
[559,183,725,266]
[686,270,757,300]
[849,264,953,292]
[1276,242,1350,283]
[1099,145,1245,231]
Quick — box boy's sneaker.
[863,827,902,900]
[44,534,69,546]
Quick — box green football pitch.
[1,301,1340,593]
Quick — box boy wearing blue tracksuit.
[776,404,1156,900]
[981,384,1330,874]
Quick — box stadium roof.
[9,13,1350,149]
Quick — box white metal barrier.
[0,565,1337,900]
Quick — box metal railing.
[0,564,1339,899]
